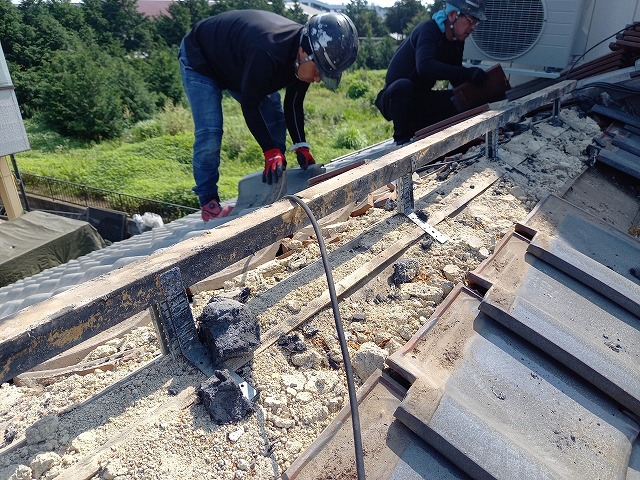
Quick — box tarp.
[0,210,105,287]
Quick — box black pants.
[375,79,458,144]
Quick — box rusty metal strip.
[307,160,366,187]
[413,104,489,140]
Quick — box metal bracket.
[396,173,450,244]
[151,267,257,400]
[406,212,450,244]
[396,173,414,215]
[485,129,498,161]
[550,98,563,126]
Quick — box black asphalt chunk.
[198,369,255,424]
[198,298,260,365]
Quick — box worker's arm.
[283,81,310,145]
[284,81,316,170]
[413,22,468,85]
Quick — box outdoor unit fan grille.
[471,0,546,60]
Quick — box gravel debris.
[0,108,598,480]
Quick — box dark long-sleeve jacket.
[182,10,308,152]
[384,19,468,91]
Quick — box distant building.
[138,0,174,17]
[297,0,347,12]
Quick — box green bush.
[37,44,158,141]
[131,120,163,142]
[22,117,91,151]
[334,127,368,150]
[154,103,194,136]
[346,81,369,99]
[237,143,263,167]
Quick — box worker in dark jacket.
[179,10,359,221]
[375,0,488,145]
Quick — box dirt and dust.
[0,107,600,480]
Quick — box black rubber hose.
[284,194,366,480]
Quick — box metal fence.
[21,172,199,223]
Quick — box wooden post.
[0,155,23,219]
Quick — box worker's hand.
[262,148,286,185]
[295,147,316,170]
[466,67,487,86]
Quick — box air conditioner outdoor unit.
[463,0,584,70]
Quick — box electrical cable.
[283,194,366,480]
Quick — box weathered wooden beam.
[0,80,575,383]
[0,155,24,219]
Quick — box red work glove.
[262,148,286,185]
[295,147,316,170]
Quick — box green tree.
[403,8,431,36]
[384,0,427,35]
[269,0,287,16]
[0,0,23,59]
[115,57,158,123]
[136,46,185,106]
[354,36,397,69]
[82,0,153,52]
[210,0,273,15]
[427,0,443,18]
[37,44,133,140]
[346,0,387,38]
[4,0,82,111]
[153,0,212,47]
[47,0,87,34]
[282,1,308,24]
[14,0,74,68]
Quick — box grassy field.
[16,70,392,208]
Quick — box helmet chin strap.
[447,16,459,41]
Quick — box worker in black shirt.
[179,10,359,221]
[375,0,488,145]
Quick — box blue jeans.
[178,41,287,206]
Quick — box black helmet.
[303,13,359,91]
[447,0,487,21]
